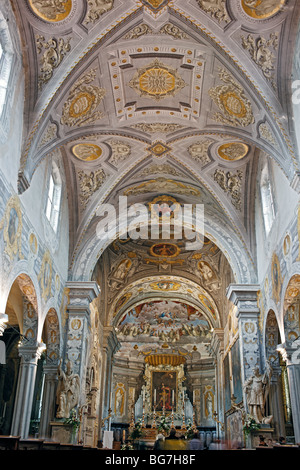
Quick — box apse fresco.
[116,300,210,342]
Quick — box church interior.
[0,0,300,453]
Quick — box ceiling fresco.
[9,0,300,362]
[116,299,210,343]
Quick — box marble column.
[98,326,120,442]
[210,328,225,436]
[227,284,261,389]
[64,281,100,392]
[278,340,300,443]
[10,341,46,438]
[39,364,58,438]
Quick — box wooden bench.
[19,438,45,450]
[0,435,20,450]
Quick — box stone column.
[64,282,100,397]
[39,364,58,438]
[268,366,286,438]
[278,340,300,443]
[227,285,261,391]
[11,341,46,438]
[210,328,224,436]
[98,326,119,442]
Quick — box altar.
[129,353,197,434]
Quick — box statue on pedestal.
[243,361,273,424]
[56,360,80,419]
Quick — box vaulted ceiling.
[12,0,300,283]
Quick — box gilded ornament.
[72,143,103,161]
[149,281,181,291]
[29,0,72,22]
[209,69,254,127]
[147,141,171,157]
[241,0,286,19]
[150,243,181,258]
[141,0,171,12]
[129,59,186,101]
[61,69,105,127]
[217,142,249,161]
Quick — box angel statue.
[243,361,273,424]
[56,360,80,419]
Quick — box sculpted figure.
[56,360,80,419]
[243,362,273,424]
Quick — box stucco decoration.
[128,58,187,101]
[36,35,71,89]
[241,0,286,20]
[196,0,230,23]
[84,0,114,24]
[78,168,107,208]
[72,143,103,162]
[217,142,249,161]
[209,69,255,127]
[0,195,23,261]
[61,69,105,127]
[28,0,72,22]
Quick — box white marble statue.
[243,362,273,424]
[56,360,80,419]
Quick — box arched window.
[0,8,16,142]
[260,160,275,236]
[46,162,62,233]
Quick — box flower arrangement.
[121,443,134,450]
[157,415,171,434]
[243,415,260,436]
[63,409,81,430]
[129,419,144,440]
[184,419,195,440]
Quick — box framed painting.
[152,370,177,412]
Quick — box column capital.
[18,341,46,364]
[66,281,100,316]
[226,284,260,317]
[66,281,100,302]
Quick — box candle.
[172,390,174,404]
[193,390,195,404]
[154,389,156,404]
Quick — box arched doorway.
[91,231,234,449]
[0,273,39,436]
